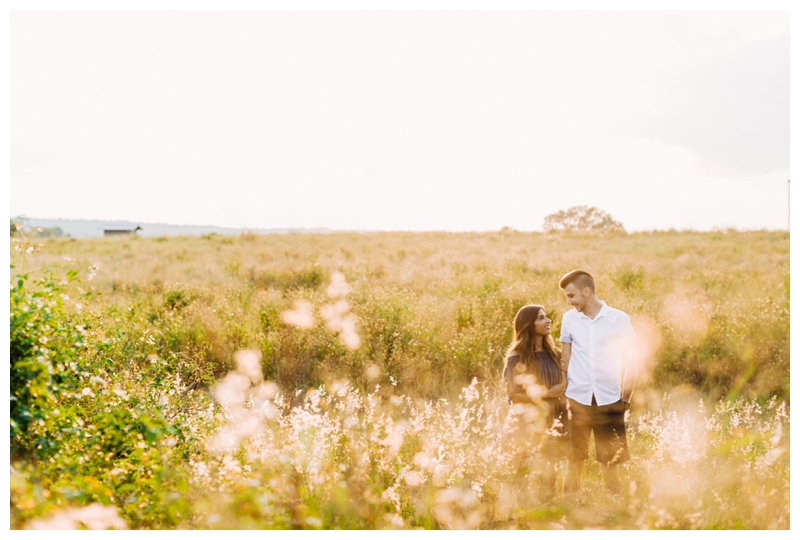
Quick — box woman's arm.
[514,374,567,401]
[542,378,566,398]
[542,356,568,399]
[508,391,533,404]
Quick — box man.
[558,269,638,494]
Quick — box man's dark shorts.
[567,396,630,465]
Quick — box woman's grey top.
[504,350,560,397]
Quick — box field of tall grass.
[10,229,789,529]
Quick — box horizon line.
[11,215,790,235]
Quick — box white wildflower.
[281,300,315,329]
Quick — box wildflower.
[366,364,381,380]
[213,373,250,408]
[381,420,408,458]
[384,513,406,529]
[382,485,402,513]
[404,470,424,486]
[433,487,481,529]
[256,381,279,401]
[281,300,315,329]
[326,272,351,298]
[461,378,479,403]
[305,517,323,528]
[318,273,361,349]
[234,349,263,385]
[26,503,127,530]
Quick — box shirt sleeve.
[559,313,572,343]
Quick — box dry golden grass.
[19,229,789,399]
[10,229,789,529]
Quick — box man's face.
[563,283,589,313]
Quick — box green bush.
[10,261,214,528]
[10,265,83,455]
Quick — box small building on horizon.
[103,225,142,237]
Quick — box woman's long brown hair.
[503,304,561,375]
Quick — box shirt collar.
[579,300,608,320]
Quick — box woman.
[503,304,569,493]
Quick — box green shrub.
[10,261,214,528]
[164,289,190,310]
[10,265,84,456]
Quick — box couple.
[503,269,638,495]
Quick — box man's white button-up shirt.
[559,301,637,406]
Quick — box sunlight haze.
[10,10,789,231]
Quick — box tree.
[10,221,68,238]
[543,206,625,233]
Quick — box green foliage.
[10,259,215,528]
[613,265,645,291]
[249,264,326,291]
[164,289,190,310]
[10,265,83,454]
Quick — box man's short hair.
[559,269,595,293]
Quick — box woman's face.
[533,308,551,337]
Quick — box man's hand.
[544,382,567,399]
[620,347,638,407]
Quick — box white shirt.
[559,301,637,406]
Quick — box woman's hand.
[509,391,532,404]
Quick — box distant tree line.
[543,206,625,233]
[10,219,68,238]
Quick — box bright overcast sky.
[10,9,790,232]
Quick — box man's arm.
[560,342,571,374]
[620,347,638,404]
[620,315,638,405]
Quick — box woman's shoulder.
[505,354,520,369]
[503,354,520,379]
